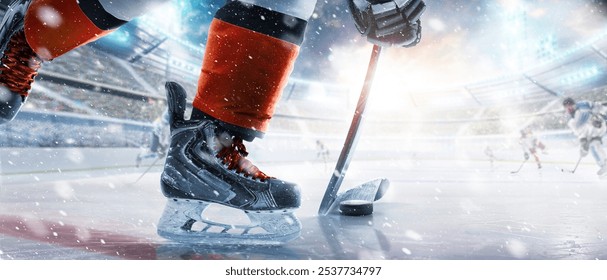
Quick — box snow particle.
[36,6,63,28]
[506,239,528,259]
[405,230,423,241]
[54,183,75,200]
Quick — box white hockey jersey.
[567,101,607,140]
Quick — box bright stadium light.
[103,29,131,45]
[139,2,182,35]
[560,66,601,85]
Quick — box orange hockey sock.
[24,0,126,60]
[193,1,308,138]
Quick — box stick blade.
[323,178,390,215]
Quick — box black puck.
[339,200,373,216]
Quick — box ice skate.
[597,163,607,177]
[157,82,301,245]
[0,0,40,124]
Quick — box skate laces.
[216,137,271,181]
[0,30,42,96]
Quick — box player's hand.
[348,0,426,47]
[524,152,529,160]
[592,116,603,128]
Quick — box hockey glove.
[523,152,529,160]
[592,115,603,128]
[348,0,426,47]
[580,138,590,157]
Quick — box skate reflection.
[0,213,393,260]
[155,243,301,260]
[0,215,157,260]
[312,214,392,259]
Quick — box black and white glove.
[580,138,589,157]
[592,115,603,128]
[348,0,426,47]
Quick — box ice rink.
[2,0,607,269]
[2,135,606,260]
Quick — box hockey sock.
[192,1,309,140]
[24,0,127,60]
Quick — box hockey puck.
[339,200,373,216]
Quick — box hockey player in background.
[0,0,425,243]
[484,145,497,169]
[563,97,607,176]
[518,127,546,169]
[316,139,330,169]
[136,109,170,168]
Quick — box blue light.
[104,29,131,45]
[560,66,601,85]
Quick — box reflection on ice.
[506,239,528,259]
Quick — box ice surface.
[1,142,607,260]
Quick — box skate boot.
[597,163,607,177]
[157,82,301,245]
[0,0,41,124]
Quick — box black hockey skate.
[157,82,302,245]
[0,0,40,125]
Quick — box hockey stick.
[318,45,383,216]
[510,158,528,174]
[132,155,162,184]
[561,156,582,173]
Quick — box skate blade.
[157,199,301,245]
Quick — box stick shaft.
[318,45,383,216]
[571,156,582,173]
[510,159,528,174]
[134,156,161,184]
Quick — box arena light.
[104,29,131,45]
[139,2,181,35]
[560,66,601,85]
[136,2,205,54]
